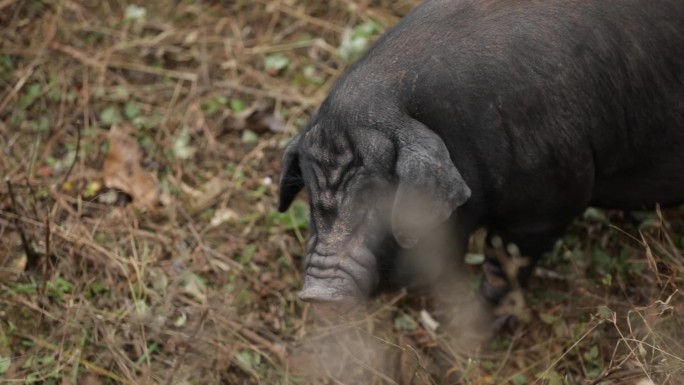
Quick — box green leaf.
[99,106,122,125]
[33,116,50,133]
[513,373,527,385]
[303,64,324,85]
[582,207,608,223]
[83,181,101,198]
[0,55,13,81]
[393,314,417,331]
[51,277,73,292]
[22,355,34,368]
[88,281,108,297]
[241,129,259,144]
[124,102,140,119]
[539,312,558,325]
[47,277,74,300]
[37,355,55,366]
[277,255,290,268]
[111,85,130,100]
[173,128,196,159]
[46,85,62,102]
[537,370,563,385]
[230,98,246,113]
[20,83,42,109]
[286,201,309,230]
[25,373,40,383]
[596,305,613,320]
[338,22,382,63]
[601,274,612,286]
[352,21,382,38]
[239,244,257,265]
[182,274,208,302]
[267,201,310,231]
[583,345,599,361]
[13,281,38,294]
[0,356,10,375]
[235,350,260,373]
[264,54,290,74]
[124,4,146,21]
[174,313,187,327]
[338,35,369,63]
[639,218,661,230]
[202,96,228,116]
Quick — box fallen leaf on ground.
[192,176,232,212]
[210,207,239,227]
[103,124,159,208]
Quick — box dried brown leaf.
[103,124,159,209]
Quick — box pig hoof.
[480,261,510,304]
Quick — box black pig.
[278,0,684,310]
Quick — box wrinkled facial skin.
[293,125,396,309]
[278,116,471,311]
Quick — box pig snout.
[297,246,378,311]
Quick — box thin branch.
[61,121,82,187]
[6,179,40,269]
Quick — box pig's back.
[332,0,684,212]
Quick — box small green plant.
[0,355,10,376]
[264,54,290,76]
[338,21,383,63]
[202,95,228,116]
[99,106,122,126]
[47,277,74,302]
[239,244,257,265]
[267,201,309,231]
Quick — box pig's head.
[278,116,471,310]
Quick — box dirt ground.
[1,1,683,384]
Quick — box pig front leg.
[480,229,565,321]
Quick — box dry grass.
[0,1,682,384]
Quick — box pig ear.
[392,122,471,248]
[278,134,304,212]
